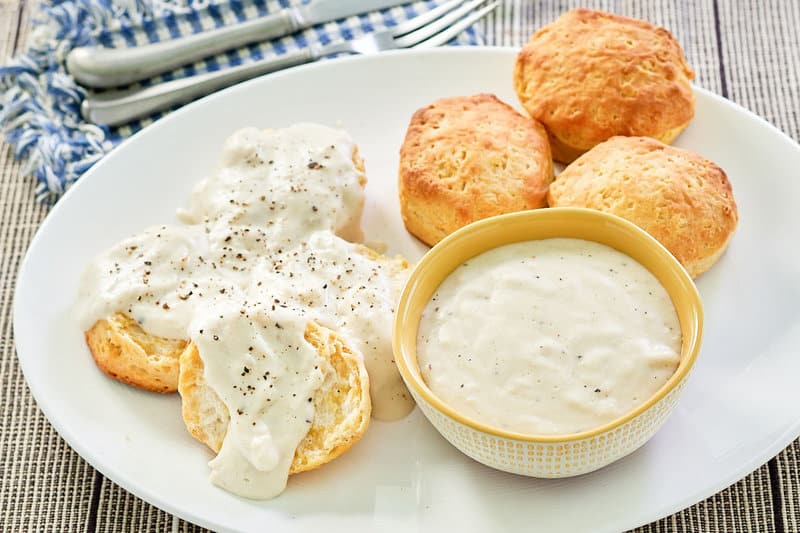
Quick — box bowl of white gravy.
[393,207,703,477]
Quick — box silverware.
[66,0,411,89]
[81,0,498,127]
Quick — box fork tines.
[392,0,500,49]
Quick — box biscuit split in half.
[399,93,553,246]
[86,313,373,475]
[514,9,695,163]
[548,136,738,278]
[178,321,371,475]
[84,312,187,393]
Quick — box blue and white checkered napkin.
[0,0,482,203]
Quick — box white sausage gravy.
[417,238,681,435]
[78,124,413,499]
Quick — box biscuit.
[547,136,738,277]
[84,312,187,393]
[514,9,695,163]
[399,93,553,247]
[178,321,371,474]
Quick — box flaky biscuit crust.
[399,93,553,247]
[84,312,187,393]
[514,9,695,163]
[547,136,738,278]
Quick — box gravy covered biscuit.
[77,124,413,499]
[547,136,738,277]
[514,9,695,163]
[179,321,371,481]
[399,93,553,246]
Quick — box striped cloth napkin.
[0,0,482,203]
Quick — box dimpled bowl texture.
[393,207,703,478]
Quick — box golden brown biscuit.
[547,136,738,277]
[399,93,553,247]
[84,312,187,393]
[514,9,695,163]
[178,321,371,474]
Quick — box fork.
[81,0,499,127]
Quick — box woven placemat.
[1,1,799,531]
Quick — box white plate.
[14,48,800,532]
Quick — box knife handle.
[81,46,319,126]
[67,8,303,89]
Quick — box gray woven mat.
[2,0,799,531]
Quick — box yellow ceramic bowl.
[393,207,703,477]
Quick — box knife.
[66,0,411,89]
